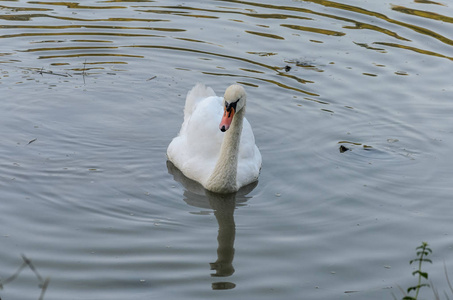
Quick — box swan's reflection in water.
[167,161,258,290]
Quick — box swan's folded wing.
[183,83,216,123]
[168,95,224,186]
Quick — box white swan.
[167,83,262,194]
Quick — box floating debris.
[212,281,236,290]
[339,145,350,153]
[27,138,37,145]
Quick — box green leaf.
[420,271,428,279]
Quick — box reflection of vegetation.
[397,242,453,300]
[281,24,345,36]
[245,30,284,40]
[392,5,452,24]
[0,254,50,300]
[413,0,445,5]
[374,42,453,61]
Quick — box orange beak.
[219,106,235,132]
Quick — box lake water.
[1,0,453,299]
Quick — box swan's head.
[219,84,247,132]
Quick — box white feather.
[167,83,261,193]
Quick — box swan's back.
[183,83,216,123]
[168,84,222,185]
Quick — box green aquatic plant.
[402,242,433,300]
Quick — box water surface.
[1,0,453,299]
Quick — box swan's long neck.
[205,107,245,193]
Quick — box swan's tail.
[184,83,216,119]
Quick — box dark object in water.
[284,65,291,72]
[339,145,350,153]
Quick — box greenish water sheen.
[1,0,453,299]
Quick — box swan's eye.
[225,98,240,112]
